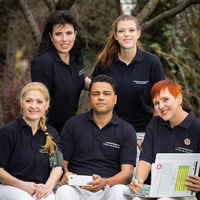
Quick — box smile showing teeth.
[62,44,68,47]
[162,110,168,114]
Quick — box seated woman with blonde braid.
[0,82,64,200]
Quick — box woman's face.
[153,88,182,122]
[21,90,49,124]
[49,23,77,56]
[114,20,140,50]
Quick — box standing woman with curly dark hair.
[31,10,91,133]
[0,82,64,200]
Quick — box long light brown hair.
[97,14,141,71]
[20,82,58,155]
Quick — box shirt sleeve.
[149,56,165,87]
[120,124,137,167]
[0,128,14,168]
[139,118,155,164]
[60,119,75,161]
[31,56,54,93]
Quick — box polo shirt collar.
[49,44,75,63]
[158,107,195,129]
[113,46,144,64]
[16,114,43,131]
[84,109,119,125]
[17,114,29,127]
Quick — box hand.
[80,174,105,193]
[185,174,200,193]
[35,184,52,200]
[130,179,143,193]
[21,181,38,195]
[61,171,76,185]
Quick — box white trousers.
[132,197,197,200]
[55,184,131,200]
[0,184,55,200]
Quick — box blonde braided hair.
[39,115,58,155]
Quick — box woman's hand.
[35,184,52,200]
[129,179,144,193]
[185,174,200,193]
[20,181,38,195]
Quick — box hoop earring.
[46,109,49,114]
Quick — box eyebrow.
[91,90,112,94]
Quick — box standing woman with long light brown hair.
[92,14,165,141]
[0,82,64,200]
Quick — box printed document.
[124,153,200,198]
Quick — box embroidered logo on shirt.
[39,148,48,153]
[184,138,191,145]
[78,69,84,76]
[132,80,149,84]
[175,146,193,153]
[103,141,120,149]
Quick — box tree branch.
[56,0,76,10]
[136,0,160,24]
[43,0,56,12]
[140,0,200,32]
[14,0,41,46]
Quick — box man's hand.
[185,174,200,193]
[129,179,143,193]
[61,172,76,185]
[35,184,52,200]
[80,174,106,192]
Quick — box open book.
[124,153,200,198]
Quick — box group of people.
[0,9,199,200]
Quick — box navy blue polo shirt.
[0,115,62,184]
[92,47,165,132]
[140,108,200,199]
[61,110,137,178]
[31,45,86,132]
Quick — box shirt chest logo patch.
[132,80,149,84]
[184,138,191,145]
[78,69,84,76]
[39,148,48,154]
[103,141,120,149]
[175,146,193,153]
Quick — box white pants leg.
[55,185,105,200]
[102,184,131,200]
[55,184,130,200]
[132,197,197,200]
[0,184,55,200]
[0,184,33,200]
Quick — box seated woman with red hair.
[130,80,200,200]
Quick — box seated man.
[56,75,137,200]
[130,80,200,200]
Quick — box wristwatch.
[102,178,110,191]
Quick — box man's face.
[90,82,117,115]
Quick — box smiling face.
[153,88,182,123]
[90,82,117,115]
[114,19,140,50]
[49,23,77,56]
[21,90,49,124]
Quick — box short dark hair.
[90,75,117,94]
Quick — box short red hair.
[151,80,183,105]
